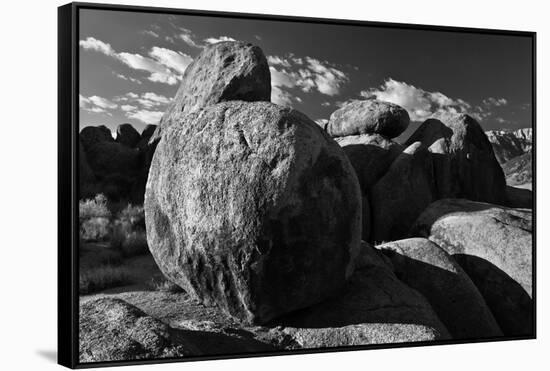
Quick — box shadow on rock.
[452,254,533,337]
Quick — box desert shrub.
[79,265,132,294]
[79,194,112,241]
[109,204,148,256]
[111,228,149,257]
[79,194,111,219]
[148,277,184,293]
[80,217,110,241]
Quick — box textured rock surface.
[371,142,436,242]
[150,41,271,144]
[486,128,532,165]
[145,101,362,325]
[377,238,502,339]
[405,115,507,204]
[80,125,114,152]
[79,298,196,362]
[411,199,533,336]
[274,253,451,345]
[328,100,410,139]
[137,124,158,151]
[116,123,141,148]
[503,151,532,187]
[335,134,403,240]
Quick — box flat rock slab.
[79,298,197,363]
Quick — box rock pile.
[80,41,534,363]
[79,123,157,203]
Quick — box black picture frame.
[58,2,537,369]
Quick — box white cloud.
[305,57,348,96]
[483,97,508,107]
[79,37,116,56]
[80,94,116,115]
[142,30,159,38]
[120,104,137,112]
[80,37,194,85]
[268,55,291,68]
[149,47,192,75]
[204,36,236,44]
[79,94,90,108]
[126,109,164,125]
[271,86,295,107]
[142,92,171,105]
[116,92,171,110]
[114,72,142,84]
[178,33,202,48]
[269,55,349,98]
[360,78,473,122]
[88,95,118,109]
[117,52,178,85]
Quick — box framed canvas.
[58,2,536,368]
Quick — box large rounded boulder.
[116,123,141,148]
[327,100,410,139]
[150,41,271,144]
[334,134,403,240]
[405,114,507,204]
[411,198,533,336]
[371,142,437,242]
[145,101,362,325]
[79,125,114,152]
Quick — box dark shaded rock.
[411,198,533,336]
[505,186,533,209]
[145,101,362,325]
[137,124,158,151]
[486,128,532,165]
[377,238,502,339]
[274,255,451,346]
[150,41,271,144]
[335,134,403,240]
[116,123,141,148]
[79,139,95,185]
[502,151,532,187]
[86,141,141,178]
[405,115,507,204]
[328,100,410,139]
[79,298,196,362]
[80,125,114,152]
[371,142,436,242]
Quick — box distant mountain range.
[486,128,532,165]
[486,128,532,189]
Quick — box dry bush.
[79,265,132,294]
[110,204,149,257]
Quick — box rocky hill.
[486,128,532,165]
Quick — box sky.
[79,8,533,141]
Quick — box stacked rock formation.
[145,42,361,325]
[79,41,534,362]
[79,123,157,203]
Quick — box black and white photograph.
[63,2,534,368]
